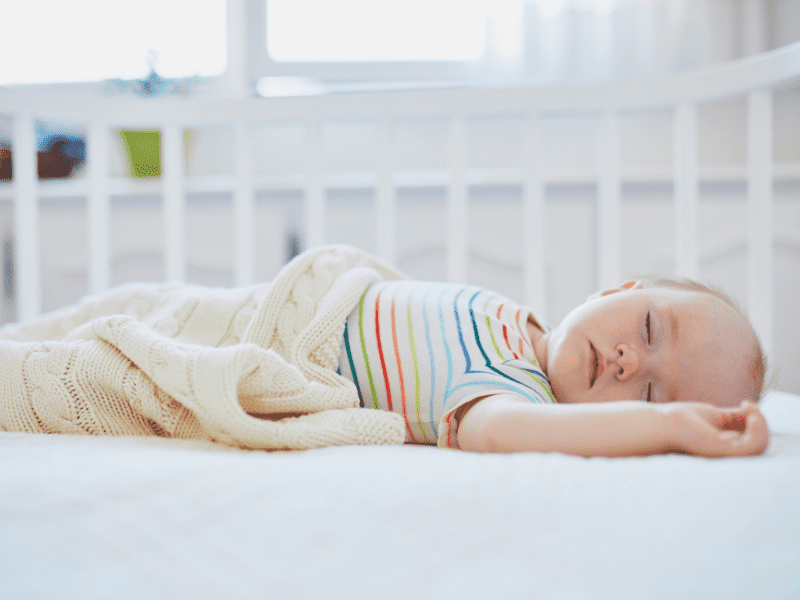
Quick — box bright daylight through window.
[267,0,488,62]
[0,0,226,85]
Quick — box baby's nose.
[613,344,639,381]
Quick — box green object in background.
[120,130,161,177]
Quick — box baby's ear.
[586,279,644,301]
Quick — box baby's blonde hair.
[640,276,769,401]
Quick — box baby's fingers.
[671,405,770,457]
[729,411,770,455]
[710,410,769,456]
[716,401,761,432]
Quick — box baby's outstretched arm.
[457,395,769,457]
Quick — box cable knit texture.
[0,246,407,449]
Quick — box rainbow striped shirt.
[338,281,555,448]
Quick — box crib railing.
[1,41,800,359]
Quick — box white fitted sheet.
[2,390,799,600]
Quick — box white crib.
[1,41,799,383]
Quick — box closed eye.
[646,311,651,345]
[646,382,652,402]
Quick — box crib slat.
[448,116,468,284]
[234,124,255,286]
[12,115,40,320]
[747,89,773,354]
[597,111,622,289]
[162,125,186,281]
[522,114,547,320]
[376,119,395,265]
[88,123,110,294]
[673,104,699,279]
[306,122,325,249]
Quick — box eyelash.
[645,312,652,402]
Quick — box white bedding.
[2,390,799,600]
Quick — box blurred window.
[267,0,487,62]
[0,0,226,85]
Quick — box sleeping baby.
[338,275,769,457]
[0,245,769,457]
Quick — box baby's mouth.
[590,343,598,388]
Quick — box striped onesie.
[338,281,555,448]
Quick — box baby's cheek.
[549,351,582,403]
[600,314,627,335]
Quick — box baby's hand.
[662,401,769,457]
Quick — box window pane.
[267,0,487,62]
[0,1,226,85]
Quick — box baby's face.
[542,285,758,407]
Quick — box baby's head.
[541,277,766,407]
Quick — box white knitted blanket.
[0,246,407,449]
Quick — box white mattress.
[2,390,799,600]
